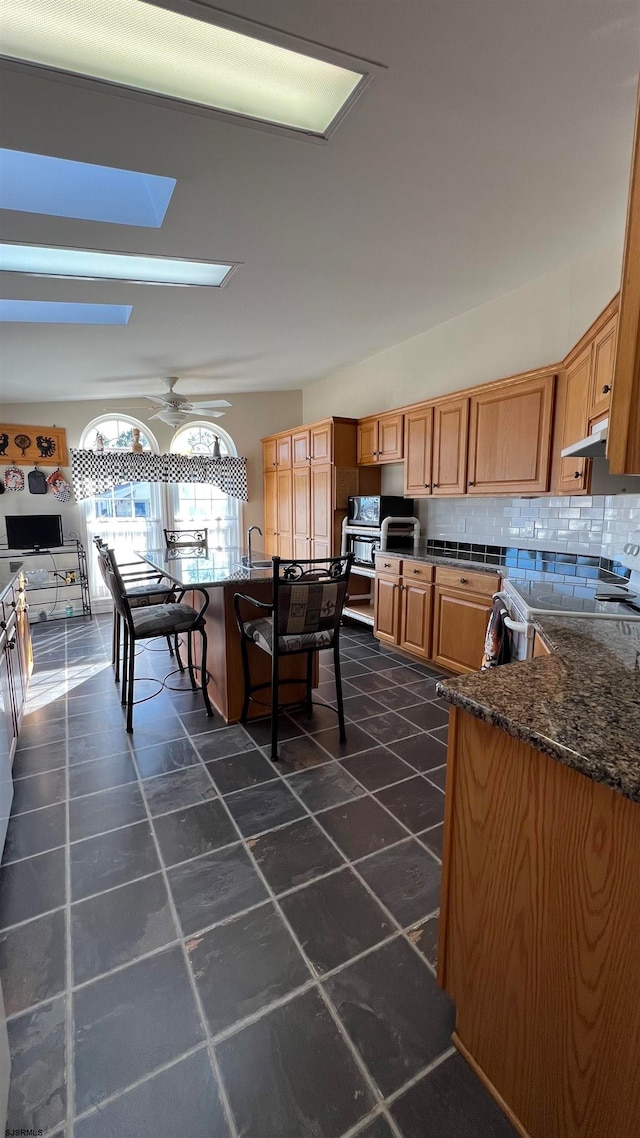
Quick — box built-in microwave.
[347,496,415,527]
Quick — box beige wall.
[302,245,623,423]
[0,390,303,543]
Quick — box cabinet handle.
[424,482,431,488]
[573,471,581,479]
[399,584,405,592]
[383,562,391,568]
[10,601,16,610]
[602,384,611,394]
[432,483,439,488]
[468,480,475,486]
[412,568,419,574]
[459,577,469,584]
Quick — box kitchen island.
[140,547,315,724]
[435,615,640,1138]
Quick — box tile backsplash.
[422,493,640,561]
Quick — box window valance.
[70,449,248,502]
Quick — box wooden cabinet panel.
[263,439,277,472]
[375,555,401,575]
[311,464,332,559]
[276,435,292,470]
[434,566,499,597]
[431,398,469,496]
[440,710,640,1138]
[400,582,432,659]
[532,632,551,657]
[276,469,293,559]
[558,345,591,494]
[292,466,311,561]
[378,413,404,462]
[357,419,378,465]
[374,575,400,644]
[263,470,278,556]
[432,587,492,674]
[467,374,555,495]
[311,422,332,464]
[292,429,311,467]
[401,560,434,584]
[589,314,617,422]
[404,406,433,496]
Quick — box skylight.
[0,149,176,226]
[1,0,366,136]
[0,300,132,324]
[0,244,236,287]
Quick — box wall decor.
[28,467,48,494]
[46,467,73,503]
[4,467,24,491]
[0,423,68,466]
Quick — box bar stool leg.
[200,627,213,718]
[114,612,121,684]
[187,632,198,690]
[271,650,280,761]
[333,637,347,743]
[239,635,251,723]
[126,631,135,732]
[306,651,313,716]
[121,625,129,707]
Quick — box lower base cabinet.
[431,587,493,674]
[373,562,432,659]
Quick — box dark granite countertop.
[380,547,502,576]
[437,615,640,804]
[0,562,23,600]
[139,547,273,587]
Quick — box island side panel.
[438,708,640,1138]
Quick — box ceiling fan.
[138,377,231,426]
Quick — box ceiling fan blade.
[188,399,232,410]
[144,394,171,405]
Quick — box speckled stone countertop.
[437,615,640,804]
[0,562,23,600]
[381,547,501,576]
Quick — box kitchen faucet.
[246,525,263,567]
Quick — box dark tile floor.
[0,616,516,1138]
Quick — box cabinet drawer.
[434,566,499,596]
[401,560,434,583]
[375,555,401,575]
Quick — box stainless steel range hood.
[561,418,608,459]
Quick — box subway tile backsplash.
[423,493,640,561]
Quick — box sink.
[236,557,272,570]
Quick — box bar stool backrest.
[272,554,353,641]
[97,545,133,626]
[164,528,208,548]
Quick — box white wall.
[302,245,623,421]
[0,390,303,544]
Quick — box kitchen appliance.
[561,417,608,459]
[347,495,415,527]
[342,514,421,567]
[5,513,63,550]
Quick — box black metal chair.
[93,536,178,682]
[164,527,208,549]
[97,545,213,732]
[234,553,353,760]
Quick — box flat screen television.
[5,514,63,551]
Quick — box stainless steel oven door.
[349,536,378,566]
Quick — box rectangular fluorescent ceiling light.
[0,300,132,324]
[1,0,366,135]
[0,148,176,226]
[0,244,235,287]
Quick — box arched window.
[169,422,241,550]
[80,415,162,600]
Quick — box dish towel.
[481,593,512,669]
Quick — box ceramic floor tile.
[69,752,138,798]
[151,799,237,867]
[280,867,393,974]
[391,1052,518,1137]
[357,839,441,927]
[420,822,444,860]
[69,782,147,842]
[375,776,445,833]
[270,733,333,772]
[224,780,305,838]
[6,995,66,1135]
[425,764,447,791]
[408,914,439,970]
[70,822,160,902]
[205,749,277,795]
[345,671,400,695]
[0,847,66,929]
[387,731,448,773]
[316,797,406,861]
[310,723,377,760]
[192,725,256,762]
[215,987,374,1138]
[357,711,423,747]
[372,684,427,712]
[249,815,345,895]
[133,737,200,779]
[10,767,67,816]
[243,715,305,748]
[72,873,178,985]
[287,702,343,733]
[168,843,268,936]
[354,1117,396,1138]
[286,763,367,812]
[341,748,416,792]
[1,802,66,864]
[188,902,310,1035]
[339,694,387,722]
[142,764,218,816]
[73,945,204,1114]
[10,740,66,779]
[15,716,67,751]
[324,937,455,1096]
[68,727,132,765]
[398,701,450,733]
[0,909,66,1016]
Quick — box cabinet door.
[276,469,293,559]
[378,413,404,462]
[558,345,591,493]
[292,466,312,560]
[263,470,279,556]
[431,398,469,495]
[589,314,617,422]
[374,575,400,644]
[467,374,554,495]
[310,464,333,559]
[399,581,432,659]
[357,419,378,465]
[276,435,292,470]
[263,439,278,472]
[311,422,332,465]
[292,429,311,467]
[404,406,433,495]
[432,587,492,674]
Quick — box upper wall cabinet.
[292,429,311,467]
[357,412,404,465]
[589,313,617,423]
[404,397,469,497]
[263,438,278,471]
[467,371,555,495]
[404,406,433,495]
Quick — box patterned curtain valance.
[70,449,248,502]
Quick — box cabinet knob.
[459,577,469,584]
[432,483,439,488]
[424,482,431,488]
[468,480,475,486]
[602,384,611,394]
[412,568,419,574]
[573,470,581,479]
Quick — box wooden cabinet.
[292,466,311,560]
[589,313,617,422]
[357,412,404,465]
[467,371,555,495]
[310,464,332,559]
[276,469,293,559]
[310,422,332,465]
[558,344,591,493]
[432,587,493,673]
[262,438,278,472]
[404,406,433,495]
[399,580,432,659]
[374,574,400,644]
[431,397,469,496]
[439,708,640,1138]
[263,470,278,556]
[292,429,311,467]
[276,435,292,470]
[374,559,433,659]
[532,631,551,657]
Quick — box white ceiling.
[0,0,638,404]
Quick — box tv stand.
[0,540,92,622]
